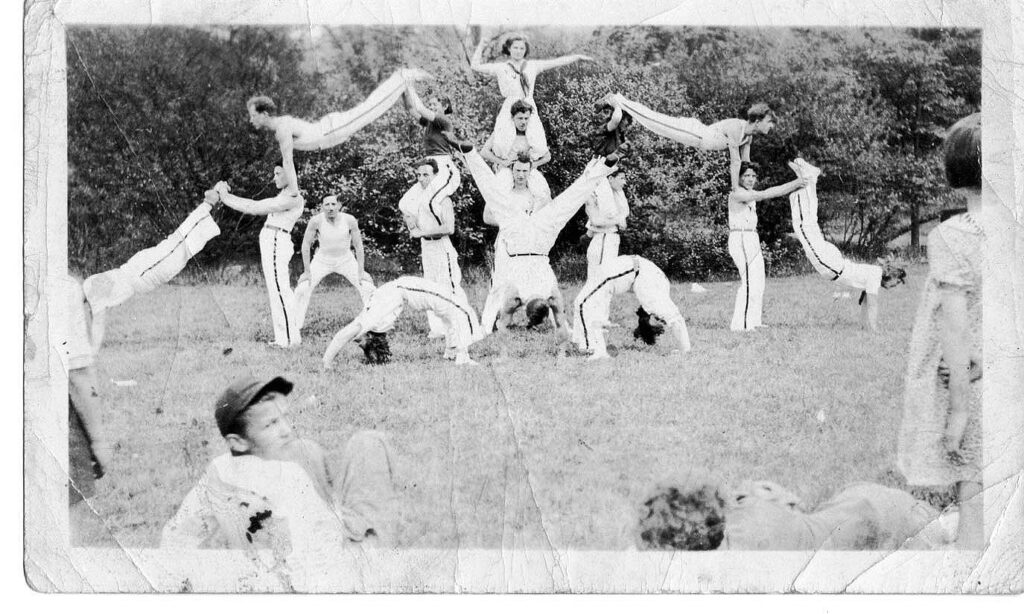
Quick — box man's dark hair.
[746,102,774,122]
[435,94,454,115]
[739,161,761,177]
[633,307,665,346]
[416,158,439,174]
[637,474,728,551]
[247,95,277,115]
[943,113,981,189]
[359,331,392,365]
[513,152,533,167]
[525,298,550,329]
[510,99,534,116]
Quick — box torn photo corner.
[24,0,1024,594]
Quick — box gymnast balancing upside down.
[322,276,481,367]
[787,158,907,331]
[572,255,692,360]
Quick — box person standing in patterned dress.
[898,113,984,549]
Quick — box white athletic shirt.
[265,192,305,232]
[315,214,353,258]
[728,196,758,230]
[586,178,629,231]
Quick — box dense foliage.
[68,26,979,278]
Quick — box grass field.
[81,265,930,549]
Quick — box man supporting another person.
[294,194,375,333]
[583,169,630,281]
[216,166,305,348]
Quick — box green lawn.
[81,266,927,549]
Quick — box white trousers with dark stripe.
[260,227,299,346]
[612,94,727,150]
[295,72,409,151]
[294,253,376,330]
[790,186,884,294]
[586,232,620,281]
[728,230,764,331]
[421,236,467,336]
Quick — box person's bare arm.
[732,177,808,203]
[533,150,552,168]
[548,291,572,340]
[605,105,624,132]
[275,125,300,196]
[739,141,751,163]
[728,145,743,192]
[404,84,437,122]
[496,296,521,331]
[300,216,319,281]
[469,40,503,76]
[937,287,973,456]
[219,189,303,216]
[349,215,366,277]
[531,54,594,74]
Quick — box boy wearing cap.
[161,376,394,552]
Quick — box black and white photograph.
[22,0,1024,593]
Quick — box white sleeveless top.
[266,193,305,232]
[316,214,353,257]
[728,196,758,230]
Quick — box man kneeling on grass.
[161,376,395,554]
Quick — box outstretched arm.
[300,217,319,281]
[404,84,437,122]
[480,133,507,167]
[219,186,303,216]
[531,53,593,74]
[470,40,504,76]
[732,177,808,203]
[323,319,367,367]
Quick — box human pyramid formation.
[67,33,978,564]
[79,32,906,370]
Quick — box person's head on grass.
[636,470,728,551]
[215,376,296,458]
[633,307,665,346]
[525,297,553,329]
[357,331,392,365]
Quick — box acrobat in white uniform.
[479,165,550,333]
[217,169,305,348]
[294,203,376,331]
[400,160,470,338]
[727,192,765,331]
[83,198,221,352]
[607,94,775,189]
[788,159,884,295]
[463,149,615,328]
[572,255,691,359]
[584,173,630,281]
[322,276,481,366]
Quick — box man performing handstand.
[787,158,907,331]
[607,94,775,190]
[459,145,617,339]
[83,189,223,353]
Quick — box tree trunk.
[910,201,920,249]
